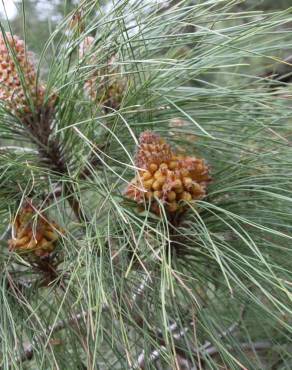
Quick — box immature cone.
[0,32,49,116]
[125,131,211,214]
[79,36,126,110]
[8,202,63,257]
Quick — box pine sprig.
[0,1,292,369]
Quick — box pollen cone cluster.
[125,131,211,214]
[8,202,63,257]
[0,33,49,116]
[79,36,126,110]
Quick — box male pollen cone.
[8,202,63,257]
[125,131,211,214]
[0,32,51,116]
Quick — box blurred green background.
[0,0,291,55]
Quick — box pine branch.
[12,268,151,366]
[12,310,90,365]
[1,2,292,368]
[134,306,246,369]
[26,109,89,222]
[0,32,89,223]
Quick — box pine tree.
[0,1,292,369]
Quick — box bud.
[125,131,211,214]
[8,201,63,257]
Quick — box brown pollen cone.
[125,131,211,214]
[8,202,63,257]
[0,32,54,117]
